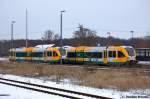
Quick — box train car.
[136,48,150,61]
[9,47,33,62]
[9,44,61,64]
[44,47,61,64]
[64,46,137,65]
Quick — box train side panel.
[84,47,105,65]
[32,47,44,63]
[64,47,76,64]
[15,48,26,62]
[75,46,86,64]
[25,47,33,62]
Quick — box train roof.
[120,46,134,48]
[136,48,150,50]
[35,44,55,49]
[15,47,26,52]
[33,44,57,52]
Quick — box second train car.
[64,46,137,65]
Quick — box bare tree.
[42,30,60,41]
[54,34,60,40]
[72,24,98,45]
[73,24,97,39]
[43,30,54,41]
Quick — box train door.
[103,50,108,64]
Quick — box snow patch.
[138,61,150,65]
[0,74,149,99]
[0,57,8,61]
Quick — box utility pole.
[11,21,15,49]
[26,9,28,48]
[60,10,65,64]
[130,31,134,47]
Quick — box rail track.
[0,77,112,99]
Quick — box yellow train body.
[64,46,136,65]
[9,46,61,63]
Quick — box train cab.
[44,47,61,64]
[122,46,137,64]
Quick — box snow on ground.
[0,57,9,61]
[0,74,149,99]
[0,84,64,99]
[138,61,150,65]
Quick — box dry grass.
[0,61,150,91]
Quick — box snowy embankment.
[0,57,9,61]
[0,74,149,99]
[138,61,150,65]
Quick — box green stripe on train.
[64,59,128,65]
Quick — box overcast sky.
[0,0,150,40]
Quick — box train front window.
[125,47,135,56]
[53,52,58,56]
[118,51,125,58]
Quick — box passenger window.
[109,51,113,57]
[67,52,71,57]
[118,51,125,58]
[68,52,76,58]
[27,52,31,57]
[76,52,83,58]
[47,51,52,57]
[98,52,102,58]
[85,52,91,58]
[109,51,116,58]
[146,50,150,56]
[113,51,116,58]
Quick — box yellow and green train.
[9,45,61,64]
[64,46,137,65]
[9,45,137,65]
